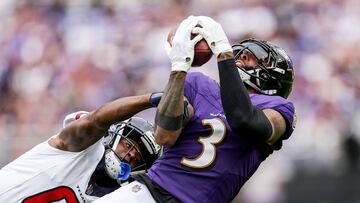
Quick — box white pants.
[93,180,156,203]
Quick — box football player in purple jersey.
[93,15,296,203]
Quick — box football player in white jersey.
[0,93,163,203]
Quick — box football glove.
[165,16,203,72]
[192,16,232,57]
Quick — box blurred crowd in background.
[0,0,360,202]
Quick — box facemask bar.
[122,137,147,171]
[232,41,280,95]
[233,44,276,82]
[107,124,149,172]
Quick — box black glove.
[149,92,163,107]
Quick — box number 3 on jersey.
[181,118,226,168]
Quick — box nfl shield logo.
[132,184,142,193]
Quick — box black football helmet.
[232,38,294,98]
[104,117,161,172]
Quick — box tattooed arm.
[154,72,193,147]
[49,94,153,152]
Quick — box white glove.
[192,16,232,57]
[165,16,203,72]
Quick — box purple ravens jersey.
[148,72,296,203]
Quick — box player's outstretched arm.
[195,16,286,145]
[49,94,153,152]
[217,53,287,144]
[154,16,197,147]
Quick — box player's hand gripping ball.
[167,24,213,67]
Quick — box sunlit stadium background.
[0,0,359,202]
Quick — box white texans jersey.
[0,135,104,203]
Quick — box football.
[167,25,213,67]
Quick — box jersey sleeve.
[250,94,297,151]
[184,72,208,104]
[270,101,296,150]
[273,101,296,140]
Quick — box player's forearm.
[57,94,153,152]
[92,94,153,130]
[154,71,186,147]
[217,58,253,122]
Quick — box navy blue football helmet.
[232,38,294,98]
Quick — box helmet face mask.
[103,117,161,174]
[232,38,294,98]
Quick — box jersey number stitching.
[22,186,79,203]
[181,118,226,168]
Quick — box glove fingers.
[187,18,199,31]
[192,27,210,40]
[197,16,217,28]
[174,17,199,50]
[173,18,192,42]
[191,27,203,35]
[191,34,203,46]
[175,16,198,38]
[192,27,208,36]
